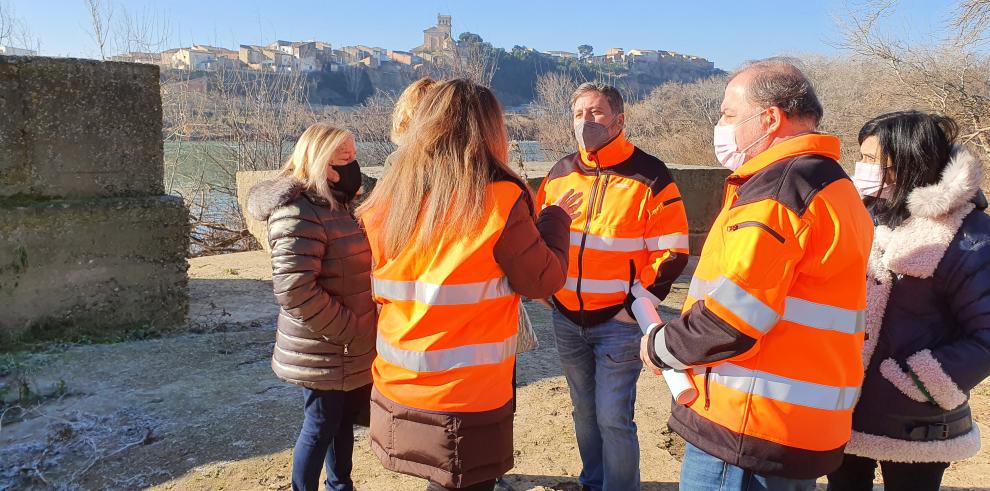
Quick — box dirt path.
[2,251,988,490]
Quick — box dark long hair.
[858,111,958,227]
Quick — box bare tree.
[429,37,500,87]
[625,76,726,165]
[0,2,38,52]
[0,3,13,46]
[954,0,990,43]
[529,71,579,160]
[114,5,170,55]
[83,0,113,60]
[838,0,990,187]
[343,90,396,166]
[162,65,315,255]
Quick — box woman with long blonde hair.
[390,77,436,144]
[357,79,582,491]
[246,123,375,491]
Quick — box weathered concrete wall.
[237,162,729,255]
[0,56,188,340]
[235,170,280,252]
[0,57,164,199]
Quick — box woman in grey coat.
[246,123,375,491]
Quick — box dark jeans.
[552,311,643,491]
[826,453,949,491]
[291,384,372,491]
[425,479,497,491]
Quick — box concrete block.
[0,56,164,199]
[236,170,280,253]
[0,195,189,337]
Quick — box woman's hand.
[553,189,584,221]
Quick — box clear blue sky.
[10,0,960,70]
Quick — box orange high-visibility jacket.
[536,132,690,327]
[365,176,568,413]
[647,134,874,479]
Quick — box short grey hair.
[730,58,823,125]
[570,82,624,114]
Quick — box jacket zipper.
[727,221,785,244]
[595,174,610,217]
[343,344,349,355]
[576,164,603,325]
[704,367,712,410]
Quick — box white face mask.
[713,111,770,171]
[852,162,892,199]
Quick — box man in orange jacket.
[537,82,689,491]
[640,60,874,490]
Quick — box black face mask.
[331,160,362,203]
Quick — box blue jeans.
[553,310,643,491]
[292,384,371,491]
[679,443,816,491]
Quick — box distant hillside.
[300,49,723,106]
[165,39,723,107]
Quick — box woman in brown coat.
[246,123,375,491]
[357,79,582,491]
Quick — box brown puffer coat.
[367,180,571,488]
[246,176,376,391]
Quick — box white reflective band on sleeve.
[373,277,512,305]
[706,276,781,334]
[710,363,860,411]
[783,297,866,335]
[688,278,865,335]
[570,231,646,253]
[563,277,630,295]
[687,276,716,300]
[646,233,690,252]
[376,334,517,373]
[654,328,690,370]
[630,281,662,307]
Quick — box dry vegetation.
[99,0,990,256]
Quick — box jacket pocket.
[727,221,785,243]
[879,357,932,404]
[605,348,641,365]
[905,349,968,411]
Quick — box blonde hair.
[281,123,354,209]
[390,77,437,144]
[358,79,526,257]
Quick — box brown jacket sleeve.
[493,194,570,299]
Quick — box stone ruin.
[0,56,188,341]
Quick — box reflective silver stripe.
[707,276,780,334]
[783,297,866,335]
[373,277,512,305]
[710,363,860,411]
[569,231,645,252]
[563,277,629,294]
[687,276,716,300]
[376,334,517,373]
[654,328,689,370]
[690,278,865,335]
[646,233,690,252]
[630,280,662,307]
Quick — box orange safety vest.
[536,132,689,326]
[657,134,874,478]
[363,181,522,413]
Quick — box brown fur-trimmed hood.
[245,176,306,221]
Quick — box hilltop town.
[96,15,722,106]
[108,14,715,76]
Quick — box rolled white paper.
[630,297,699,406]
